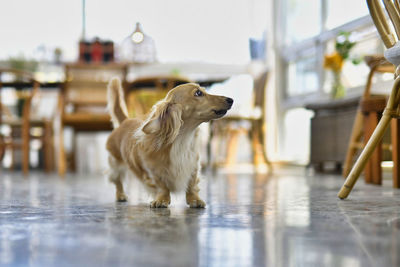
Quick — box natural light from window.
[0,0,267,64]
[326,0,369,29]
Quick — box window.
[288,55,319,96]
[281,0,377,102]
[285,0,321,45]
[323,27,383,92]
[326,0,369,29]
[276,0,380,162]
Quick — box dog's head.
[166,83,233,122]
[142,83,233,144]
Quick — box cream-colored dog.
[106,78,233,208]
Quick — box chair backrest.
[367,0,399,49]
[0,68,39,122]
[63,63,128,113]
[367,0,400,70]
[363,55,395,98]
[126,75,191,117]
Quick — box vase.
[331,71,345,99]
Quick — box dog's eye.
[194,90,203,97]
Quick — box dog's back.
[106,118,141,162]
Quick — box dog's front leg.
[150,179,171,208]
[186,175,206,208]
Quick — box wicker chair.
[338,0,400,198]
[342,55,395,178]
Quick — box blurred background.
[0,0,390,175]
[4,2,400,266]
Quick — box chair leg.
[22,124,30,175]
[0,136,5,162]
[338,111,390,198]
[370,137,382,185]
[391,118,400,188]
[343,110,364,177]
[207,121,213,169]
[209,121,228,169]
[58,123,66,176]
[10,144,15,170]
[258,121,272,168]
[70,131,77,172]
[363,110,382,184]
[43,121,54,173]
[251,126,263,166]
[338,77,400,199]
[225,129,240,165]
[251,120,271,168]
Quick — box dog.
[106,78,233,208]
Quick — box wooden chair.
[57,63,128,176]
[208,70,271,169]
[338,0,400,199]
[0,69,54,174]
[359,95,391,185]
[126,75,191,117]
[342,55,395,177]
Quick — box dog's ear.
[142,118,159,134]
[143,101,183,144]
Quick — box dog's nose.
[226,98,234,105]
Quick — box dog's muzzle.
[213,109,228,115]
[212,97,234,116]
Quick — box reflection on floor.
[1,167,400,267]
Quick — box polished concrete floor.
[1,167,400,267]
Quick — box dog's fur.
[106,78,233,208]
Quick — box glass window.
[287,55,319,96]
[279,0,379,164]
[285,0,321,44]
[281,108,313,164]
[342,37,380,90]
[326,0,369,29]
[323,29,382,93]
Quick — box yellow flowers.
[323,32,359,98]
[323,52,344,72]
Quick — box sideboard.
[305,96,361,172]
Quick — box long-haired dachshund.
[106,78,233,208]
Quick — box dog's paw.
[116,193,128,202]
[188,199,206,208]
[150,200,169,208]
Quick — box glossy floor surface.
[1,167,400,267]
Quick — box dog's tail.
[107,77,129,128]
